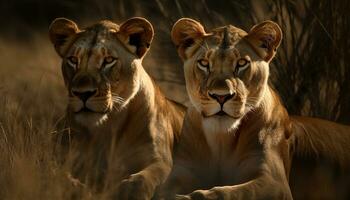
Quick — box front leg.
[177,151,292,200]
[115,172,152,200]
[159,163,203,199]
[178,175,292,200]
[115,160,172,200]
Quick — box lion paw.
[114,174,152,200]
[172,194,191,200]
[188,189,223,200]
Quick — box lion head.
[49,17,153,127]
[171,18,282,133]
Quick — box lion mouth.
[212,110,241,119]
[76,107,95,113]
[75,106,108,114]
[215,110,227,116]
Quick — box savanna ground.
[0,0,349,199]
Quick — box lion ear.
[246,21,282,62]
[171,18,208,60]
[117,17,154,58]
[49,18,80,57]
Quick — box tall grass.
[0,37,70,199]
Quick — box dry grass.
[0,36,71,199]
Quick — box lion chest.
[77,123,158,183]
[201,130,243,184]
[200,128,266,186]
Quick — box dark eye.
[197,59,209,72]
[237,58,248,67]
[104,56,115,64]
[235,58,250,74]
[103,56,117,69]
[67,56,78,67]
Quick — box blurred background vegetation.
[0,0,349,199]
[1,0,349,121]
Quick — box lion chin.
[74,112,109,128]
[202,115,241,134]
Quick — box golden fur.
[49,17,185,199]
[161,18,350,200]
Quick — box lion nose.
[209,92,234,105]
[72,90,97,103]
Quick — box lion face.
[49,18,153,126]
[172,19,282,132]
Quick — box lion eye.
[235,58,250,74]
[67,56,78,68]
[104,56,115,64]
[103,56,117,69]
[237,59,248,66]
[197,59,209,72]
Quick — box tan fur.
[49,17,185,199]
[289,117,350,199]
[161,18,350,200]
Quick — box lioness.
[161,18,350,199]
[49,17,185,199]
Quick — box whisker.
[111,93,125,103]
[112,96,124,100]
[111,95,124,100]
[111,93,121,96]
[112,97,125,104]
[112,100,124,104]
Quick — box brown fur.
[49,17,185,199]
[290,116,350,199]
[161,18,350,200]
